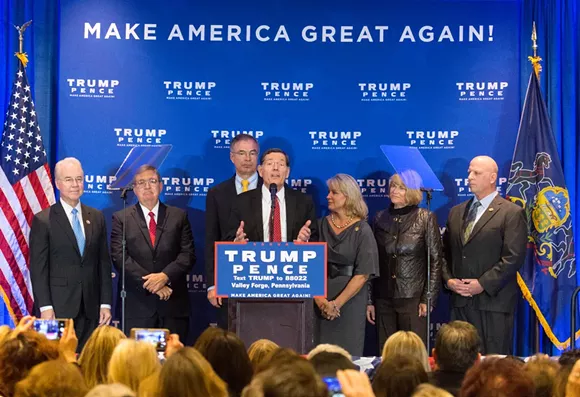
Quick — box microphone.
[269,183,277,209]
[120,186,133,200]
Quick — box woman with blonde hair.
[157,347,228,397]
[368,172,444,350]
[315,173,379,356]
[247,339,279,371]
[107,340,160,392]
[382,331,430,372]
[14,359,89,397]
[79,325,126,388]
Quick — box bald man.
[442,156,527,354]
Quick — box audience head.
[0,330,60,397]
[157,347,228,397]
[194,327,253,397]
[86,384,136,397]
[107,339,160,392]
[372,354,428,397]
[412,384,453,397]
[326,173,368,219]
[309,351,357,377]
[433,320,481,373]
[14,359,88,397]
[248,339,279,371]
[553,363,573,397]
[523,355,559,397]
[382,330,430,372]
[242,356,327,397]
[0,325,12,345]
[460,357,535,397]
[230,134,260,178]
[254,347,302,374]
[558,348,580,366]
[307,343,352,360]
[79,325,126,388]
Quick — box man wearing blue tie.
[30,157,113,350]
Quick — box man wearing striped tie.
[205,134,260,327]
[30,157,113,350]
[110,165,195,342]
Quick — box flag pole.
[13,21,32,67]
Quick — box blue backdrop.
[1,0,579,356]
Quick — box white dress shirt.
[41,199,110,313]
[140,201,160,225]
[261,184,288,242]
[471,191,498,225]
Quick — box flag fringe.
[517,272,580,350]
[0,286,17,326]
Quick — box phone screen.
[133,329,168,351]
[33,319,66,340]
[322,377,345,397]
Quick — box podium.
[215,242,326,354]
[228,299,314,354]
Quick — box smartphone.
[322,377,345,397]
[33,319,67,340]
[130,328,169,351]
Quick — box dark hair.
[460,357,535,397]
[230,134,259,151]
[132,165,161,184]
[523,356,559,397]
[372,355,428,397]
[434,320,481,372]
[309,352,357,377]
[558,348,580,366]
[193,328,253,397]
[0,331,61,397]
[260,148,290,167]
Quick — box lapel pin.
[86,220,91,224]
[488,208,494,212]
[355,226,360,232]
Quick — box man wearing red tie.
[228,148,317,244]
[110,165,195,341]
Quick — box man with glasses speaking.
[110,165,195,342]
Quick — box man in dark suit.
[110,165,195,341]
[429,321,481,396]
[229,148,317,244]
[205,134,260,326]
[30,157,112,349]
[442,155,527,354]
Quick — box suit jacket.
[110,202,195,318]
[205,175,237,288]
[226,185,318,243]
[442,195,527,313]
[29,201,112,320]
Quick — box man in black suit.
[110,165,195,341]
[229,148,317,244]
[30,157,112,349]
[205,134,260,326]
[442,155,527,354]
[429,321,481,396]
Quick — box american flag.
[0,59,55,322]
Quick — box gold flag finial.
[13,21,32,67]
[528,21,542,79]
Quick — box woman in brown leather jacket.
[367,174,444,351]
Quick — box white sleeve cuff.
[207,286,215,291]
[39,305,53,312]
[100,304,111,309]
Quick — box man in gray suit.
[442,155,527,354]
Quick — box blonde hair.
[412,384,454,397]
[85,383,136,397]
[389,173,423,206]
[138,371,159,397]
[307,344,351,361]
[79,326,126,388]
[0,325,12,345]
[248,339,279,371]
[382,331,430,372]
[327,173,368,219]
[107,340,160,392]
[14,359,88,397]
[157,347,228,397]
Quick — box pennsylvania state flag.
[506,71,577,350]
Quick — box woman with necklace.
[367,174,444,352]
[315,173,379,356]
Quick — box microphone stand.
[421,187,433,353]
[120,186,132,334]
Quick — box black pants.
[126,314,189,343]
[74,300,98,353]
[451,301,514,355]
[376,297,427,353]
[216,298,229,329]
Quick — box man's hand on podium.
[295,220,312,242]
[207,288,222,307]
[234,221,248,242]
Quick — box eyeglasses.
[231,150,259,158]
[135,178,159,188]
[262,161,287,169]
[60,177,83,185]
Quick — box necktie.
[463,201,482,241]
[148,211,157,246]
[272,197,282,242]
[71,208,85,254]
[241,179,249,192]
